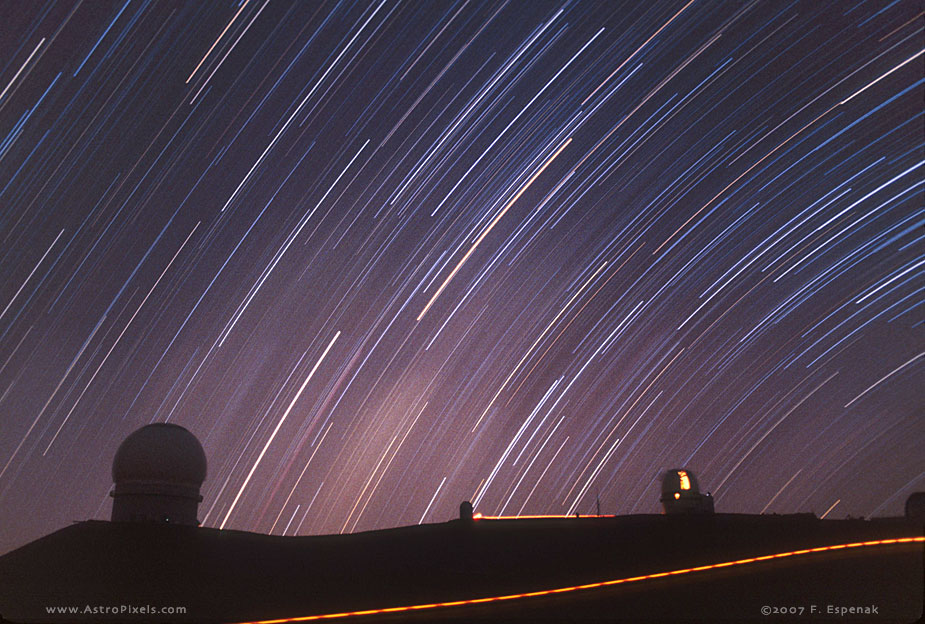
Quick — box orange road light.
[236,536,924,624]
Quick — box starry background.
[0,0,922,555]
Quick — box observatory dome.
[110,423,207,525]
[660,468,714,515]
[112,423,206,486]
[661,468,701,497]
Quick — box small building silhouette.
[660,468,714,515]
[459,500,474,523]
[110,423,207,525]
[905,492,925,524]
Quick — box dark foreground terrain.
[0,513,921,623]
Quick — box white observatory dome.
[110,423,207,525]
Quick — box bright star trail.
[0,1,922,554]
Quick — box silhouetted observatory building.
[110,423,207,525]
[660,468,715,514]
[0,439,922,624]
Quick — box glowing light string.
[236,536,924,623]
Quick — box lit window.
[678,470,690,490]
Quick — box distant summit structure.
[110,423,207,525]
[0,449,920,622]
[660,468,714,514]
[459,500,474,523]
[906,492,925,524]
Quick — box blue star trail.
[0,0,922,553]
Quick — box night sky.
[0,0,922,555]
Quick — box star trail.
[0,0,922,554]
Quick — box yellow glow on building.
[678,470,690,490]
